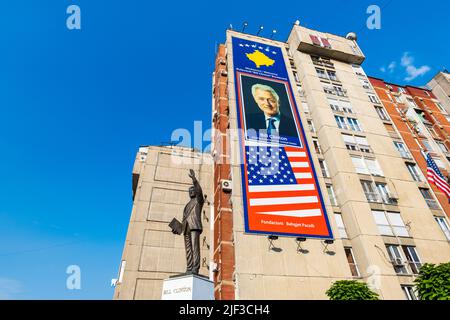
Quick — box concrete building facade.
[427,71,450,113]
[113,146,213,299]
[114,23,450,300]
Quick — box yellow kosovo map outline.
[246,50,275,68]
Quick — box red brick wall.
[369,79,450,219]
[212,44,236,300]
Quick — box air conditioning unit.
[392,258,404,266]
[221,179,232,193]
[388,192,399,200]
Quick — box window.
[387,212,409,237]
[355,136,371,153]
[319,159,330,178]
[425,124,440,138]
[344,247,360,277]
[386,245,408,274]
[437,142,449,153]
[321,37,332,49]
[361,180,380,203]
[421,139,434,152]
[435,102,446,114]
[316,68,328,80]
[366,158,383,176]
[376,183,395,204]
[340,100,353,113]
[351,156,383,176]
[402,286,418,300]
[407,97,418,108]
[328,98,340,111]
[352,156,369,174]
[334,213,347,238]
[335,116,347,130]
[368,94,380,104]
[433,157,445,169]
[327,70,338,81]
[293,70,300,82]
[351,64,364,75]
[327,185,337,206]
[402,246,422,274]
[347,118,362,132]
[394,95,403,103]
[307,120,316,133]
[435,216,450,240]
[406,163,422,182]
[372,210,409,237]
[302,102,310,113]
[375,106,390,121]
[394,141,411,158]
[323,85,335,95]
[334,85,347,97]
[342,134,358,151]
[360,78,371,90]
[309,34,321,46]
[313,139,322,154]
[419,188,439,209]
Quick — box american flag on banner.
[425,153,450,199]
[245,145,322,218]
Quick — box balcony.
[425,198,440,210]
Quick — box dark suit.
[246,112,297,138]
[182,178,204,274]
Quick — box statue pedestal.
[161,274,214,300]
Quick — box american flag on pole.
[245,145,322,218]
[425,153,450,199]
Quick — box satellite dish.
[294,20,300,26]
[346,32,357,41]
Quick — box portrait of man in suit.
[244,83,298,139]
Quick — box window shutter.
[310,35,321,46]
[342,134,356,144]
[355,136,369,146]
[321,37,332,48]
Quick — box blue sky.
[0,0,448,299]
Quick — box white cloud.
[0,278,23,299]
[401,52,430,81]
[388,61,396,73]
[380,66,386,73]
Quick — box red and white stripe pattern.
[246,145,322,218]
[426,153,450,198]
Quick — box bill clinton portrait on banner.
[239,75,300,146]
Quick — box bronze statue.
[169,169,204,275]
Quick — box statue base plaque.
[161,274,214,300]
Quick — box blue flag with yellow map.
[231,37,288,80]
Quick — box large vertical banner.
[232,36,333,239]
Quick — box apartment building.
[369,77,450,230]
[114,22,450,300]
[211,22,450,300]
